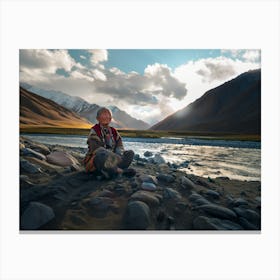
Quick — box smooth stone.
[21,202,55,230]
[239,217,259,230]
[130,191,160,206]
[233,198,249,207]
[180,176,195,189]
[192,197,211,206]
[134,154,140,160]
[233,207,260,225]
[21,148,46,161]
[139,175,158,184]
[123,201,151,229]
[20,159,42,174]
[164,188,182,200]
[46,151,79,167]
[144,151,153,157]
[205,190,220,199]
[141,182,157,191]
[189,192,203,202]
[157,174,175,183]
[153,154,165,164]
[193,216,243,230]
[195,204,237,220]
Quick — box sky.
[19,49,261,125]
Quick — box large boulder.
[123,201,151,230]
[46,151,79,167]
[21,202,55,230]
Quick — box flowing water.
[22,134,261,182]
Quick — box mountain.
[20,83,150,129]
[20,87,93,128]
[151,69,261,134]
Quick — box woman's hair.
[96,107,112,119]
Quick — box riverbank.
[20,136,261,230]
[20,126,261,141]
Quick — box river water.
[22,134,261,182]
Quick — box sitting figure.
[84,107,135,178]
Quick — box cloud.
[80,55,86,59]
[174,55,260,110]
[242,50,261,62]
[87,49,108,65]
[20,49,75,74]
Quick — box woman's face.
[97,111,112,126]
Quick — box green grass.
[20,126,261,141]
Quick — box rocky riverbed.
[20,136,261,230]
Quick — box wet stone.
[21,148,46,161]
[193,216,243,230]
[180,176,195,190]
[139,175,158,185]
[130,190,160,207]
[195,204,237,220]
[205,190,220,199]
[20,159,42,174]
[144,151,153,157]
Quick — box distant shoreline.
[20,127,261,142]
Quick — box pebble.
[130,191,160,206]
[164,188,182,200]
[157,174,175,183]
[21,202,55,230]
[195,204,237,220]
[144,151,153,157]
[193,216,243,230]
[239,217,259,230]
[123,201,151,229]
[141,182,157,191]
[232,198,249,207]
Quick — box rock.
[29,142,50,155]
[153,154,165,164]
[239,217,259,230]
[139,175,158,184]
[144,151,153,157]
[70,215,87,226]
[136,161,145,167]
[232,198,249,207]
[46,151,79,167]
[180,176,195,189]
[134,154,140,160]
[21,202,55,230]
[233,207,260,225]
[164,188,182,200]
[113,185,127,196]
[20,159,42,174]
[130,191,160,207]
[193,216,243,230]
[188,192,210,206]
[195,204,237,220]
[157,174,175,183]
[123,201,151,229]
[255,197,261,203]
[205,190,220,199]
[21,148,46,161]
[141,182,157,191]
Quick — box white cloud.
[242,50,261,62]
[92,69,107,81]
[174,55,260,109]
[88,49,108,65]
[20,49,75,74]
